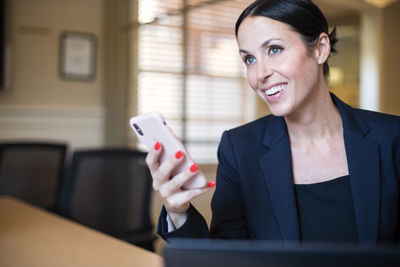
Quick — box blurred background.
[0,0,399,253]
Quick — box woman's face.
[237,16,324,117]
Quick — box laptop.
[163,238,400,267]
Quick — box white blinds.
[136,0,256,163]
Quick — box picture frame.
[59,31,96,81]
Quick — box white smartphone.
[129,112,207,189]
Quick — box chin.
[266,102,292,118]
[269,110,288,117]
[258,91,293,118]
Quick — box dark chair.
[59,148,156,251]
[0,142,67,211]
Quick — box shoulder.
[342,105,400,167]
[352,107,400,138]
[218,114,285,158]
[332,93,400,141]
[349,108,400,179]
[218,116,268,153]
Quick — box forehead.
[237,16,299,49]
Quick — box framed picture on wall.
[59,31,96,81]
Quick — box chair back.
[59,148,154,246]
[0,142,67,211]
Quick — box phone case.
[129,112,207,189]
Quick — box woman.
[146,0,400,243]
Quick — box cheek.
[246,68,257,90]
[294,58,319,87]
[280,54,303,77]
[279,54,316,88]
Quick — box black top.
[294,175,358,242]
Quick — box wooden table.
[0,196,163,267]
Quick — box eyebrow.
[239,38,282,54]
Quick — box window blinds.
[136,0,256,163]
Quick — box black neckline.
[295,175,350,188]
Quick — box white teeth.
[266,84,287,96]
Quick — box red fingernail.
[190,163,198,173]
[154,142,161,151]
[207,181,216,188]
[175,150,183,159]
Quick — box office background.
[0,0,399,253]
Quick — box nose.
[256,59,272,82]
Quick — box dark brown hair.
[235,0,338,77]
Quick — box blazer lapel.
[259,117,300,241]
[257,94,380,243]
[333,94,380,242]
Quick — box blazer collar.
[261,115,287,149]
[331,93,380,243]
[260,116,300,241]
[331,93,371,137]
[260,93,372,146]
[260,93,380,243]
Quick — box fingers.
[144,141,216,214]
[158,164,199,199]
[145,141,186,190]
[160,169,216,214]
[163,187,213,214]
[156,151,185,184]
[145,142,162,174]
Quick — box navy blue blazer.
[158,94,400,243]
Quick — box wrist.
[168,211,188,229]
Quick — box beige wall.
[0,0,105,148]
[329,25,360,108]
[380,1,400,115]
[0,0,103,107]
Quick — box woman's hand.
[145,142,214,229]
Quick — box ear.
[314,32,331,65]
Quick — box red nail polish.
[190,163,198,173]
[154,142,161,151]
[175,150,183,159]
[207,181,216,188]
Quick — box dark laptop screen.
[163,239,400,267]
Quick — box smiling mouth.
[265,83,287,96]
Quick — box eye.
[268,45,283,55]
[244,55,256,65]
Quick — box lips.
[261,82,287,103]
[265,83,287,96]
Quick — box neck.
[284,87,342,144]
